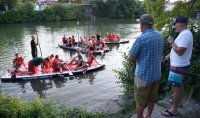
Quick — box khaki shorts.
[134,78,160,107]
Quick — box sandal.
[161,110,178,116]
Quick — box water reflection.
[17,81,27,93]
[107,45,120,51]
[53,77,68,88]
[30,80,53,98]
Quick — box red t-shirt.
[43,59,50,68]
[101,41,105,48]
[52,58,59,71]
[71,37,76,44]
[92,41,96,50]
[88,55,94,65]
[13,57,23,67]
[62,36,67,44]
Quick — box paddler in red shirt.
[52,55,68,72]
[71,35,76,45]
[96,34,105,50]
[62,35,67,44]
[75,51,99,70]
[13,53,26,72]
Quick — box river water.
[0,19,140,111]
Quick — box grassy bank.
[0,92,135,118]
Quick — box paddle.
[37,34,43,57]
[77,21,80,45]
[65,63,73,76]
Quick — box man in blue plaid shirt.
[128,14,163,118]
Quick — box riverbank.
[0,0,142,24]
[0,92,135,118]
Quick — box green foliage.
[144,0,200,30]
[0,3,85,23]
[0,0,20,11]
[95,0,142,19]
[114,53,135,94]
[0,92,108,118]
[184,22,200,100]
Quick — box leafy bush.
[0,3,85,23]
[0,92,107,118]
[114,53,135,94]
[94,0,142,19]
[184,22,200,100]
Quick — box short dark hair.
[139,14,154,25]
[55,55,59,58]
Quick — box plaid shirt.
[129,28,163,84]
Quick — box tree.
[143,0,200,30]
[0,0,20,11]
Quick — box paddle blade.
[69,71,73,76]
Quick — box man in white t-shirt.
[161,16,193,116]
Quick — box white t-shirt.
[170,29,193,67]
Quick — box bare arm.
[127,55,136,62]
[23,62,27,69]
[163,53,170,62]
[168,36,186,56]
[171,43,186,56]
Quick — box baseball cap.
[173,16,187,25]
[139,14,154,25]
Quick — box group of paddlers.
[62,33,120,50]
[11,50,98,75]
[10,34,101,76]
[9,32,120,76]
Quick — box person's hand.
[167,36,174,44]
[162,55,170,62]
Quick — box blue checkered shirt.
[129,28,163,84]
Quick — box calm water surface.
[0,19,140,111]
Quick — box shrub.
[94,0,142,19]
[0,3,85,23]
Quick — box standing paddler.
[30,35,39,58]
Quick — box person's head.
[139,14,154,32]
[88,51,93,56]
[44,58,50,62]
[72,35,74,38]
[15,53,19,58]
[69,37,71,39]
[96,34,100,40]
[31,36,35,40]
[173,16,188,32]
[50,54,54,58]
[55,55,59,59]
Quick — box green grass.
[0,92,135,118]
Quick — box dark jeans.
[32,49,37,58]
